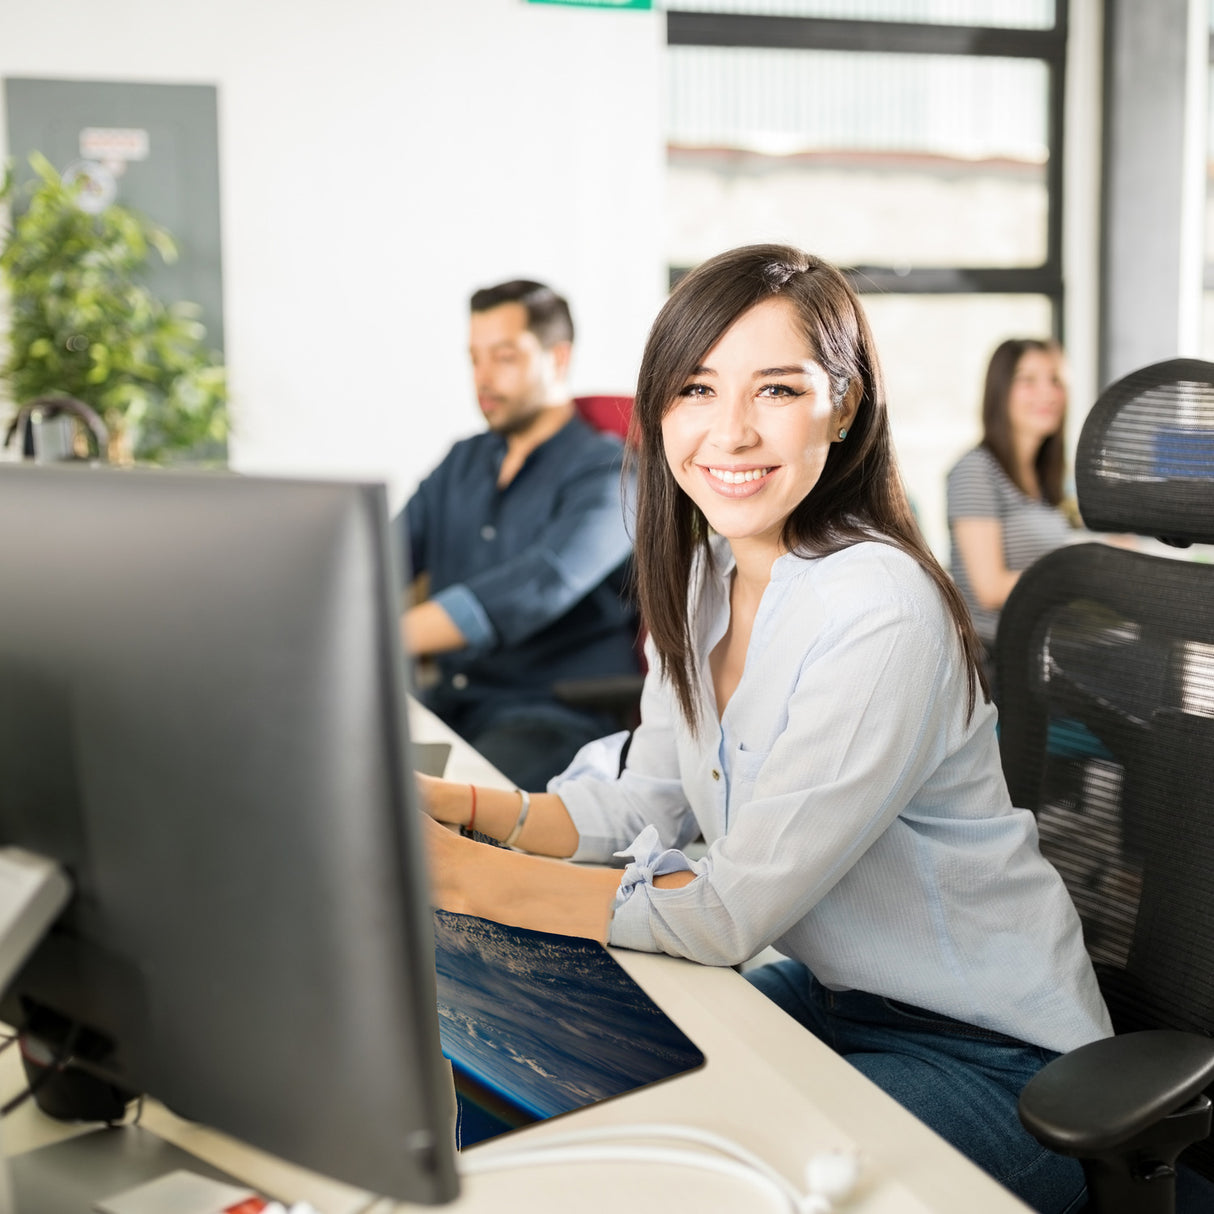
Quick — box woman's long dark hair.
[629,244,989,730]
[980,337,1067,505]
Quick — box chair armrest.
[1019,1030,1214,1155]
[552,674,645,716]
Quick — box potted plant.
[0,152,228,465]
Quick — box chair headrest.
[1076,357,1214,548]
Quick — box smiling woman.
[656,296,858,719]
[418,245,1112,1214]
[630,245,982,729]
[660,297,852,559]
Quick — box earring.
[837,427,848,441]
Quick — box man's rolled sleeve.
[431,584,498,653]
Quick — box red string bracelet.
[467,784,477,832]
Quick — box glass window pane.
[1202,294,1214,361]
[862,293,1055,557]
[668,46,1050,269]
[1204,63,1214,354]
[663,0,1056,28]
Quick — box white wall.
[2,1,1115,535]
[0,0,667,510]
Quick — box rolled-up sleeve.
[431,584,496,650]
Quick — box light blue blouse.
[555,537,1112,1055]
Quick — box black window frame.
[1206,25,1214,293]
[665,5,1069,334]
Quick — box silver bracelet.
[503,788,532,849]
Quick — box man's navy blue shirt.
[398,415,638,735]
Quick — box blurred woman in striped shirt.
[947,339,1084,688]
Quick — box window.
[666,1,1054,25]
[665,1,1067,556]
[1203,4,1214,359]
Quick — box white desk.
[0,702,1031,1214]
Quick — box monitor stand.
[3,1125,250,1214]
[0,849,246,1212]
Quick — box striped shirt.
[947,445,1081,645]
[556,537,1111,1055]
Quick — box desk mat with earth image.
[433,910,705,1147]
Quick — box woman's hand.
[415,777,581,858]
[414,773,471,828]
[418,810,620,943]
[421,811,474,915]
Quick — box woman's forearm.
[427,822,622,943]
[419,776,580,857]
[953,517,1019,610]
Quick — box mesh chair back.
[997,358,1214,1183]
[1076,357,1214,544]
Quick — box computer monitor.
[0,463,459,1204]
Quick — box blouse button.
[452,673,469,690]
[480,524,497,541]
[711,769,720,781]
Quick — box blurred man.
[398,279,637,789]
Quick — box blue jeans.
[746,959,1086,1214]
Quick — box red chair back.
[574,395,634,444]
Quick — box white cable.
[464,1143,804,1213]
[461,1122,860,1214]
[475,1122,794,1194]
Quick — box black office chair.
[996,358,1214,1214]
[3,394,109,462]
